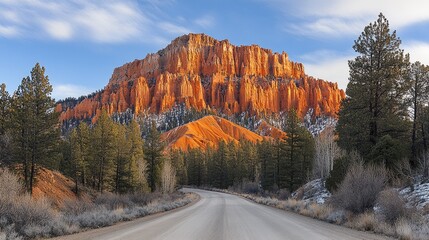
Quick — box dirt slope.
[161,115,265,151]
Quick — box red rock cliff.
[58,33,345,122]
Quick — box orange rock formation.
[160,115,265,151]
[57,33,345,122]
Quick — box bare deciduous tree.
[313,126,343,179]
[161,161,176,194]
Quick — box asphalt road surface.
[54,188,392,240]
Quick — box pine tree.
[92,110,115,193]
[281,109,314,192]
[0,84,11,165]
[337,14,410,164]
[211,141,230,188]
[258,140,275,190]
[10,64,60,194]
[69,122,91,194]
[144,121,164,192]
[127,120,148,192]
[409,62,429,167]
[112,123,130,193]
[169,149,187,185]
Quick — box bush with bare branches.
[330,163,387,214]
[376,189,410,224]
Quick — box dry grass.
[395,218,412,240]
[0,169,195,239]
[346,212,377,231]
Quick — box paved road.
[55,189,392,240]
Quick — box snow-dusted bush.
[376,189,410,224]
[330,163,387,214]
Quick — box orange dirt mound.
[32,167,84,206]
[161,115,265,151]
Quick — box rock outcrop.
[57,33,345,123]
[160,115,266,151]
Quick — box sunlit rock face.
[57,33,345,123]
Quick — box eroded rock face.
[57,33,345,122]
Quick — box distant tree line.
[169,109,315,193]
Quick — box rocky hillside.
[57,33,345,126]
[161,115,267,151]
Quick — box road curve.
[54,188,392,240]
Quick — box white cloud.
[194,15,215,28]
[288,18,366,38]
[404,41,429,65]
[300,50,354,90]
[42,20,73,40]
[0,24,18,37]
[158,22,191,35]
[52,84,93,100]
[266,0,429,38]
[0,0,199,44]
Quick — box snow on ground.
[400,179,429,210]
[292,178,331,204]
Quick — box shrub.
[94,193,134,210]
[330,163,387,214]
[348,212,377,231]
[376,189,409,224]
[395,218,412,240]
[128,192,161,206]
[0,169,22,198]
[277,189,290,200]
[325,209,347,224]
[241,181,259,194]
[60,199,95,215]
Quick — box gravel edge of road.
[47,192,201,240]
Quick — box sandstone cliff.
[57,33,345,123]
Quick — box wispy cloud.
[0,24,18,37]
[0,0,204,44]
[404,41,429,65]
[194,15,215,28]
[158,22,191,35]
[265,0,429,38]
[299,50,355,90]
[52,84,93,100]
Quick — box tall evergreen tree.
[337,14,410,164]
[92,110,115,193]
[408,62,429,167]
[169,149,187,185]
[10,64,59,194]
[127,120,148,192]
[281,109,314,191]
[258,140,275,190]
[211,141,230,188]
[0,84,11,165]
[144,121,164,192]
[112,123,130,193]
[69,122,91,194]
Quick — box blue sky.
[1,0,428,100]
